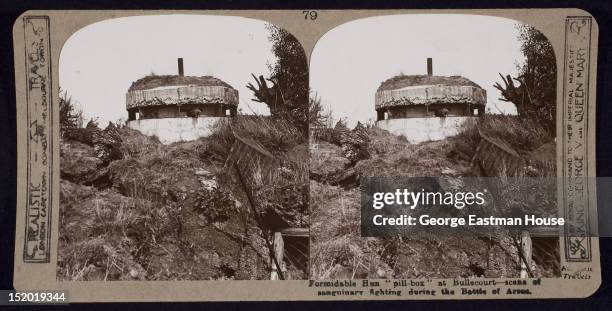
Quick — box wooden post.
[270,232,286,280]
[519,230,533,278]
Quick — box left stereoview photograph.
[57,15,309,281]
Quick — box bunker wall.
[127,116,224,144]
[376,117,477,143]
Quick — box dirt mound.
[367,127,410,156]
[58,126,273,281]
[388,234,521,278]
[309,122,557,279]
[58,180,152,281]
[116,127,161,158]
[59,115,309,280]
[310,131,481,279]
[310,181,393,279]
[310,142,350,183]
[309,178,520,279]
[60,140,103,183]
[355,138,472,178]
[59,177,268,281]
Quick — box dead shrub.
[451,114,553,161]
[201,115,302,164]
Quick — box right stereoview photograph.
[309,14,559,279]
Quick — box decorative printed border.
[562,16,592,262]
[23,16,53,263]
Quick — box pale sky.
[60,15,276,125]
[310,14,527,127]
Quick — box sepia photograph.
[57,14,309,281]
[309,14,559,279]
[7,7,605,302]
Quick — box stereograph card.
[11,9,600,302]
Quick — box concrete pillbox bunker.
[126,58,238,144]
[375,59,487,143]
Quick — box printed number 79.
[302,10,318,20]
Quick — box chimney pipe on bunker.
[427,58,433,76]
[178,58,184,76]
